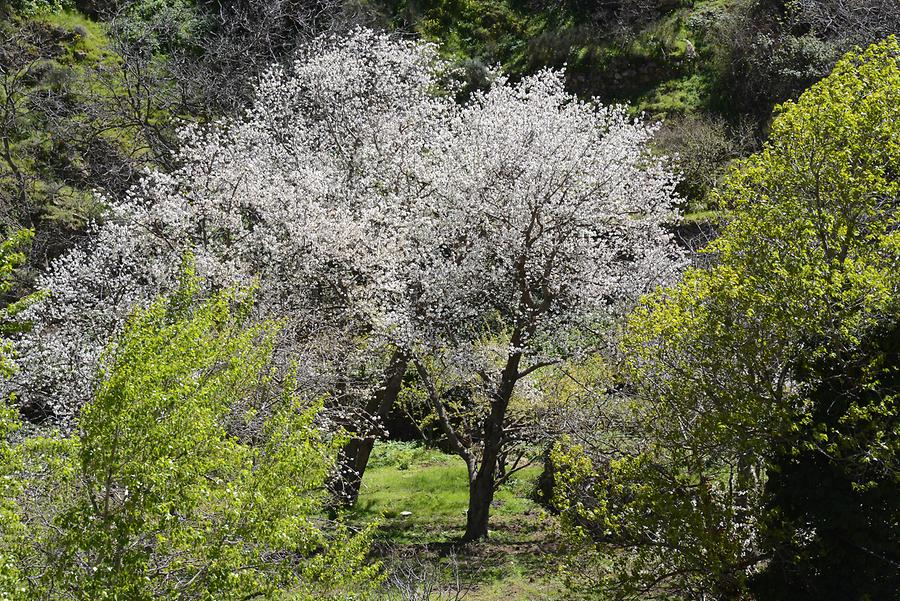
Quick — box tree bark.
[332,349,408,506]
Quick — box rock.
[684,40,698,60]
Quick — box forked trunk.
[462,344,522,541]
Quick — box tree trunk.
[332,350,408,506]
[464,458,496,541]
[532,442,557,508]
[462,340,523,541]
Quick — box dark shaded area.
[753,319,900,600]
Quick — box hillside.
[4,0,899,258]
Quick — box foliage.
[0,228,45,599]
[0,11,110,241]
[552,437,758,599]
[652,112,756,210]
[0,229,41,376]
[1,272,378,599]
[388,0,705,109]
[0,397,23,600]
[102,0,350,115]
[706,0,900,116]
[553,37,900,600]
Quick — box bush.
[704,0,900,116]
[554,36,900,600]
[653,112,756,210]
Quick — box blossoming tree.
[8,30,447,429]
[389,71,683,540]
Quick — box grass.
[681,209,721,224]
[36,9,113,63]
[348,441,571,600]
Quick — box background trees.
[0,0,360,290]
[552,37,900,600]
[711,0,900,116]
[4,0,900,280]
[7,28,683,540]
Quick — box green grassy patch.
[34,9,113,64]
[350,441,544,543]
[681,208,721,224]
[349,442,570,600]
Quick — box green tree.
[0,228,44,599]
[0,228,37,377]
[2,267,378,599]
[553,37,900,600]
